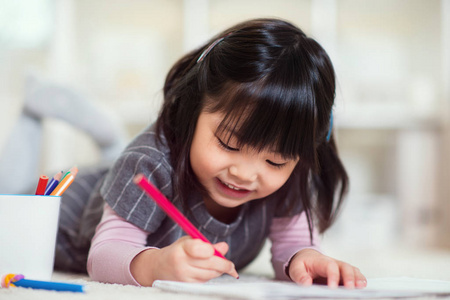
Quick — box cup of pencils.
[0,167,77,281]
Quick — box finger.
[213,242,229,256]
[183,239,215,259]
[212,242,238,279]
[184,265,224,283]
[307,257,340,288]
[183,239,239,279]
[339,263,356,289]
[354,267,367,289]
[227,265,239,280]
[189,255,238,279]
[324,261,340,288]
[289,261,313,286]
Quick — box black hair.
[156,18,348,238]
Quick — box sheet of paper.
[152,275,450,299]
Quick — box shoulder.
[98,124,174,231]
[116,124,172,172]
[100,123,174,208]
[124,124,170,160]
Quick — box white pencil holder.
[0,194,61,280]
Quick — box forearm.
[269,212,321,281]
[87,204,154,286]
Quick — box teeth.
[223,181,243,191]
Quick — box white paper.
[153,275,450,299]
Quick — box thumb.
[213,242,229,256]
[289,261,313,286]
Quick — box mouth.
[215,178,252,198]
[222,181,245,191]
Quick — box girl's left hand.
[288,248,367,289]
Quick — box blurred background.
[0,0,449,279]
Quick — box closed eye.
[266,160,287,168]
[217,138,239,151]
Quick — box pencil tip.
[133,174,143,183]
[70,166,79,176]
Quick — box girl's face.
[190,110,299,218]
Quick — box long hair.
[156,18,348,236]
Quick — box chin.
[213,195,249,208]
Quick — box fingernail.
[232,269,239,279]
[356,279,367,288]
[299,276,309,285]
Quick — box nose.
[229,164,258,182]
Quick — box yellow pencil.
[50,166,78,196]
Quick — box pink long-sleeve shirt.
[87,204,320,285]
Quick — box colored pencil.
[44,171,64,195]
[35,175,49,195]
[13,278,85,292]
[60,166,77,181]
[50,167,78,196]
[134,174,239,279]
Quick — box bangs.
[204,76,317,167]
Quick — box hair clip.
[326,111,333,142]
[196,37,225,63]
[197,33,232,63]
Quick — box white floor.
[2,242,450,300]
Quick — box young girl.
[55,18,367,289]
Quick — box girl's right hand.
[130,236,238,286]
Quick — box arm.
[269,212,320,281]
[87,203,154,286]
[269,211,367,288]
[87,204,237,286]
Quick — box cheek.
[264,177,287,194]
[190,140,221,177]
[260,169,295,195]
[193,155,215,176]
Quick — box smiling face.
[189,110,298,219]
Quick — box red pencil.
[35,175,49,195]
[133,174,239,278]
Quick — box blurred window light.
[0,0,53,49]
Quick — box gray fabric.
[55,166,109,273]
[55,124,302,273]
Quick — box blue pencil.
[44,171,63,195]
[13,278,85,293]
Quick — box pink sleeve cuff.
[87,204,156,286]
[88,242,155,286]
